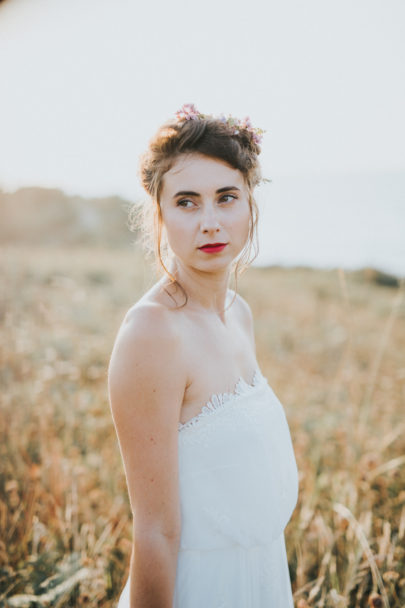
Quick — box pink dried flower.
[252,132,263,144]
[240,116,253,129]
[175,103,201,121]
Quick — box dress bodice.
[117,368,299,607]
[177,368,299,551]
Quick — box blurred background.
[0,0,404,606]
[1,0,404,276]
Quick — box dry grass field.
[1,244,404,607]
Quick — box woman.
[108,103,299,607]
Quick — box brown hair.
[128,113,263,309]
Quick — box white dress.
[117,367,299,607]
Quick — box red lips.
[199,243,228,253]
[199,242,227,248]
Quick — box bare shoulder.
[109,277,190,382]
[107,300,185,538]
[108,300,186,421]
[110,300,181,374]
[229,289,254,329]
[227,289,255,352]
[232,290,253,318]
[121,299,181,346]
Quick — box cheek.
[162,215,190,251]
[232,205,251,240]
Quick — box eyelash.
[177,194,237,208]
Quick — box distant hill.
[0,186,139,247]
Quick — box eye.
[176,198,194,208]
[220,194,237,203]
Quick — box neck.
[159,257,232,322]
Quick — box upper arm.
[107,304,185,540]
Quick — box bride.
[108,103,299,607]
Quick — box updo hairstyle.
[128,112,264,308]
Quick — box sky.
[0,0,404,275]
[0,0,404,201]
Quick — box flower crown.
[174,103,265,145]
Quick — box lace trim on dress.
[178,368,264,432]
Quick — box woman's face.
[159,153,251,273]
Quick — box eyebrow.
[172,186,241,199]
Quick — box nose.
[200,203,221,233]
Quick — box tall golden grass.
[1,244,404,607]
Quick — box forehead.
[161,153,245,198]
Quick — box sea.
[253,171,405,279]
